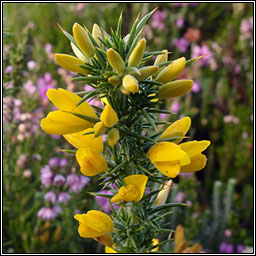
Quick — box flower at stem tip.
[74,210,114,247]
[111,174,148,203]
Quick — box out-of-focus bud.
[128,38,146,67]
[70,42,87,62]
[92,23,103,46]
[100,104,119,128]
[23,169,32,178]
[156,57,186,83]
[94,121,106,137]
[136,65,159,80]
[154,50,168,66]
[108,128,120,147]
[108,76,121,86]
[122,75,139,94]
[53,226,62,242]
[55,54,88,75]
[154,180,173,206]
[158,80,193,99]
[107,48,125,73]
[73,23,95,58]
[39,221,50,244]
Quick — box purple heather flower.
[180,172,193,178]
[159,113,168,120]
[95,190,119,213]
[58,192,71,203]
[175,192,185,203]
[23,80,37,96]
[44,191,57,203]
[38,207,56,220]
[37,73,57,102]
[49,157,59,168]
[45,43,52,54]
[192,81,200,93]
[5,65,14,74]
[191,44,213,66]
[66,174,89,192]
[27,60,37,71]
[152,10,166,30]
[176,18,184,28]
[220,242,234,254]
[236,244,244,253]
[51,134,61,140]
[170,101,180,113]
[59,158,68,168]
[173,38,190,53]
[53,174,66,186]
[40,165,53,187]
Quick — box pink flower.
[27,60,37,71]
[40,165,53,187]
[192,81,200,93]
[53,174,65,186]
[44,191,57,203]
[5,65,14,74]
[58,192,71,203]
[152,10,166,30]
[170,101,180,113]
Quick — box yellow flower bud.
[135,65,159,80]
[106,48,125,73]
[120,85,130,95]
[156,57,186,83]
[74,210,114,246]
[92,23,103,46]
[73,23,95,58]
[128,38,146,67]
[111,174,148,203]
[94,121,106,137]
[154,50,168,66]
[158,80,193,99]
[70,42,87,62]
[108,128,120,147]
[108,76,121,86]
[154,180,173,206]
[100,104,119,128]
[55,54,88,75]
[76,148,107,176]
[122,75,139,94]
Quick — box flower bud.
[136,65,159,80]
[108,128,120,147]
[100,104,119,128]
[107,48,125,73]
[94,121,106,137]
[108,76,121,86]
[158,80,193,99]
[120,85,130,95]
[154,180,173,206]
[70,42,87,62]
[122,75,139,94]
[92,23,103,46]
[156,57,186,83]
[154,50,168,66]
[128,38,146,67]
[55,54,88,75]
[73,23,95,58]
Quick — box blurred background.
[3,2,253,254]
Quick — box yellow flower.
[73,23,95,58]
[74,210,114,247]
[40,88,97,135]
[105,246,117,253]
[76,148,107,176]
[179,140,211,173]
[174,225,202,253]
[128,38,146,67]
[100,104,119,128]
[147,142,190,178]
[55,54,88,75]
[156,57,186,83]
[158,116,191,144]
[158,80,193,99]
[111,174,148,203]
[122,74,139,94]
[63,127,103,153]
[107,48,125,73]
[108,128,120,147]
[151,238,160,252]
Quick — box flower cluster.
[40,10,210,253]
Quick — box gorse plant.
[40,9,210,253]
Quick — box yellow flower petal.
[122,75,139,94]
[63,127,103,152]
[147,142,189,163]
[73,23,95,58]
[158,116,191,143]
[179,140,211,157]
[100,104,119,128]
[55,53,88,75]
[105,246,117,253]
[180,153,207,173]
[158,80,193,99]
[153,161,181,178]
[107,48,125,73]
[41,111,94,135]
[156,57,186,83]
[128,38,146,67]
[76,148,107,176]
